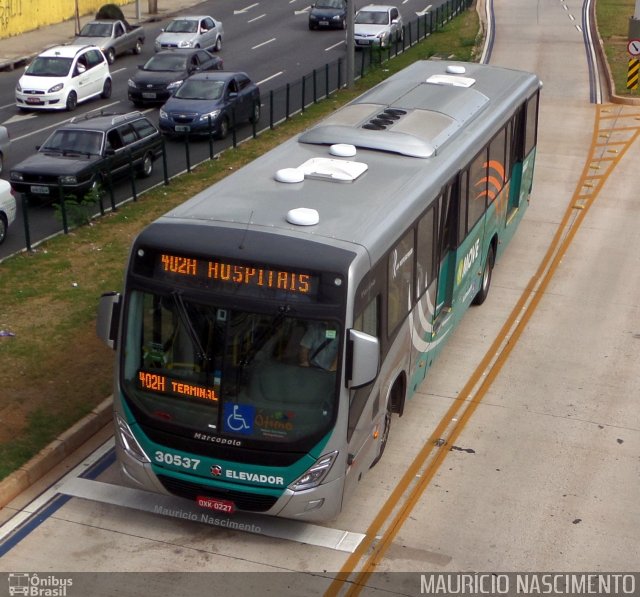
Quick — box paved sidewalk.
[0,0,201,71]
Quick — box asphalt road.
[0,0,450,259]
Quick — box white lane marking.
[60,477,366,552]
[0,438,115,543]
[325,40,345,51]
[234,3,259,14]
[248,14,266,23]
[257,71,284,86]
[252,37,276,50]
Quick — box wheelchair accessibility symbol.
[223,403,254,435]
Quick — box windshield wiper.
[171,290,207,363]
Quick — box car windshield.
[25,56,73,77]
[316,0,344,8]
[174,79,224,100]
[165,19,198,33]
[143,54,188,72]
[79,23,112,36]
[41,129,103,156]
[355,10,390,25]
[122,290,339,446]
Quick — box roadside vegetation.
[0,8,480,480]
[597,0,640,97]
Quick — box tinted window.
[387,229,414,335]
[85,49,104,68]
[488,128,507,202]
[26,56,73,77]
[524,92,539,156]
[468,149,487,231]
[117,124,137,146]
[417,206,436,296]
[130,118,157,139]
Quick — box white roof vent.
[275,157,368,184]
[329,143,357,157]
[286,208,319,226]
[426,74,475,88]
[446,65,466,75]
[275,168,304,184]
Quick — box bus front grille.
[157,474,280,512]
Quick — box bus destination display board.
[149,252,318,298]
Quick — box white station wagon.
[15,45,112,112]
[0,179,17,245]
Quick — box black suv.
[9,111,162,202]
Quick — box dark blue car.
[308,0,347,30]
[158,71,261,139]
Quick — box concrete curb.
[0,397,113,509]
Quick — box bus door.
[432,185,457,336]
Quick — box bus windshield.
[122,290,339,445]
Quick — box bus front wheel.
[473,245,495,306]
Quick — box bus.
[97,60,541,522]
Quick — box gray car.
[154,15,224,52]
[354,5,403,48]
[0,125,10,174]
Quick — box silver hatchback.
[154,15,224,52]
[354,5,403,48]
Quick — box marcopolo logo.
[8,573,73,596]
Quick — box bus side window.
[417,205,436,297]
[524,92,539,157]
[387,229,414,336]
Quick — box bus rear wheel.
[473,245,495,306]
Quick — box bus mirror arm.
[97,291,121,350]
[347,329,379,389]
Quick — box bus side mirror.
[97,291,121,349]
[347,329,379,388]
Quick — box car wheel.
[106,48,116,65]
[101,78,112,99]
[249,101,260,124]
[214,36,222,52]
[65,91,77,111]
[217,116,229,140]
[133,40,143,54]
[138,152,154,178]
[132,100,143,109]
[309,22,315,30]
[0,214,7,244]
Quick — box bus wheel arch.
[389,372,406,416]
[472,236,497,306]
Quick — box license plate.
[357,40,370,45]
[197,496,235,514]
[142,92,156,99]
[30,185,50,195]
[26,97,43,104]
[174,125,190,132]
[319,20,329,26]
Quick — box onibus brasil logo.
[7,573,73,596]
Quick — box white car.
[354,5,404,48]
[0,179,17,245]
[154,15,224,52]
[15,45,112,112]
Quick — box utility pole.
[346,0,355,88]
[630,0,640,38]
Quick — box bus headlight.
[289,451,338,491]
[115,412,150,464]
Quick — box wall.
[0,0,130,39]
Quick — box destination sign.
[153,253,318,298]
[138,370,218,403]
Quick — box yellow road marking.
[325,104,640,596]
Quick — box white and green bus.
[98,60,541,521]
